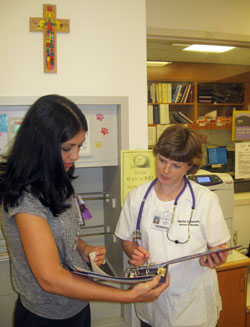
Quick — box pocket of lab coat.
[167,287,207,326]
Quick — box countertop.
[216,250,250,272]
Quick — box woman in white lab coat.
[0,94,169,327]
[115,124,230,327]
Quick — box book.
[172,84,180,103]
[167,83,172,103]
[148,125,157,147]
[159,104,170,124]
[171,111,189,124]
[177,111,193,124]
[162,83,168,103]
[156,83,163,103]
[69,245,240,285]
[156,124,168,140]
[175,84,183,103]
[147,104,153,124]
[153,104,160,124]
[149,83,156,103]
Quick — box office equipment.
[188,170,234,245]
[207,146,228,167]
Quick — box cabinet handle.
[241,273,247,293]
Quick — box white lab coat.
[115,179,230,327]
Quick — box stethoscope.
[133,175,195,244]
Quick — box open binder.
[69,245,240,285]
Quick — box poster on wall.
[0,114,8,154]
[121,150,156,207]
[7,117,23,149]
[232,110,250,141]
[235,142,250,179]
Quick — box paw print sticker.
[101,127,109,135]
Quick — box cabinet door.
[217,267,248,327]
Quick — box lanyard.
[133,176,195,243]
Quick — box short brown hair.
[153,124,203,174]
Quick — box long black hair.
[0,95,88,216]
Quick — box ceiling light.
[183,44,235,53]
[147,61,172,67]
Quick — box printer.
[188,169,234,246]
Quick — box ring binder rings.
[69,245,241,285]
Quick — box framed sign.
[232,110,250,141]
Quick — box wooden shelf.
[197,103,245,106]
[147,79,247,129]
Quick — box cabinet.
[216,251,250,327]
[147,80,246,130]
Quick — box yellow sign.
[121,150,156,206]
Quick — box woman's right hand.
[129,273,170,303]
[129,245,150,267]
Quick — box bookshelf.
[148,80,246,130]
[147,62,250,131]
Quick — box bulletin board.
[77,105,118,167]
[0,104,118,168]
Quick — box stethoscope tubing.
[136,175,195,233]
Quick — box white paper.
[235,142,250,179]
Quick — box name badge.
[152,210,172,231]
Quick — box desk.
[216,250,250,327]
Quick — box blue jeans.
[14,297,91,327]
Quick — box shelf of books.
[147,81,246,131]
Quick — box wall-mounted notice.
[235,142,250,179]
[232,111,250,141]
[121,150,156,207]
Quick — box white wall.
[0,0,148,150]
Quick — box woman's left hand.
[78,240,106,266]
[200,243,229,269]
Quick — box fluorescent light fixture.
[147,61,172,67]
[183,44,235,53]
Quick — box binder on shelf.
[159,104,170,124]
[147,104,153,124]
[157,124,169,140]
[162,83,168,103]
[167,83,172,103]
[69,246,240,285]
[149,83,156,103]
[148,125,157,148]
[153,104,160,124]
[156,83,163,103]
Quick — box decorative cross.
[30,4,70,73]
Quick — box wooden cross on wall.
[30,4,70,73]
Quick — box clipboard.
[69,245,241,284]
